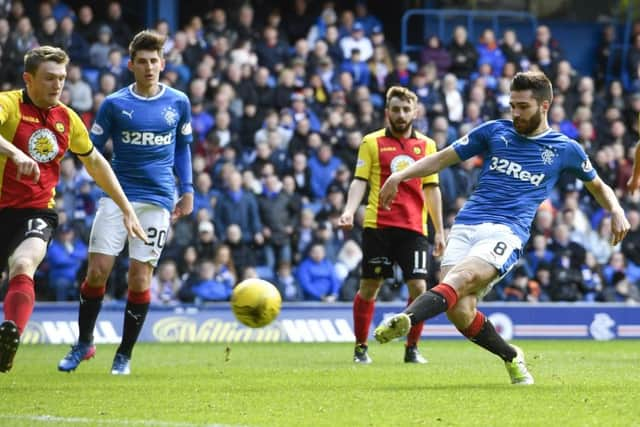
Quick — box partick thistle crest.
[28,128,59,162]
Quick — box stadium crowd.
[1,0,640,305]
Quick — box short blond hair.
[385,86,418,107]
[24,46,69,75]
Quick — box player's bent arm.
[339,178,368,229]
[343,178,368,216]
[396,146,461,182]
[78,149,148,242]
[423,184,444,235]
[424,184,446,256]
[584,176,630,245]
[0,134,40,182]
[627,141,640,194]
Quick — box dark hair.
[24,46,69,74]
[510,71,553,104]
[128,30,166,60]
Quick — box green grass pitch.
[0,340,638,427]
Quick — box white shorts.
[89,198,170,267]
[441,223,523,296]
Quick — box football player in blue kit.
[374,71,630,385]
[59,30,194,375]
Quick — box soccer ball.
[231,278,282,328]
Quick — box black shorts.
[361,227,430,280]
[0,208,58,273]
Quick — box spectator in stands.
[5,16,38,83]
[274,261,301,301]
[595,24,619,88]
[500,28,527,70]
[549,104,578,139]
[235,4,260,44]
[65,63,92,113]
[214,169,264,245]
[224,224,256,278]
[548,223,587,269]
[533,45,555,79]
[341,48,371,88]
[258,174,295,272]
[582,216,617,265]
[255,25,290,74]
[340,22,373,62]
[503,266,538,302]
[420,35,451,79]
[75,5,100,44]
[194,221,218,260]
[308,143,343,200]
[384,53,412,89]
[104,1,132,48]
[193,172,217,219]
[354,1,382,36]
[440,73,464,126]
[621,209,640,266]
[204,7,237,48]
[284,0,315,45]
[89,25,121,69]
[602,271,640,302]
[102,48,129,88]
[45,224,88,301]
[179,245,236,303]
[528,24,562,63]
[448,25,478,81]
[58,15,89,66]
[296,241,341,301]
[149,260,182,305]
[37,16,63,48]
[307,6,337,47]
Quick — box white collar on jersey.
[524,127,552,140]
[128,83,167,101]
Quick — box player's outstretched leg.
[505,345,534,385]
[374,313,411,344]
[0,320,20,373]
[58,342,96,372]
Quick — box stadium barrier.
[14,302,640,344]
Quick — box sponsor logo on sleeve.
[181,122,192,135]
[91,123,104,135]
[582,159,593,173]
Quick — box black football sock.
[405,283,458,326]
[460,311,517,362]
[78,281,105,344]
[116,290,150,358]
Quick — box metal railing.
[401,9,538,57]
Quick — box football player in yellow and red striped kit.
[339,86,445,364]
[0,46,147,373]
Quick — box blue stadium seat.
[82,68,101,91]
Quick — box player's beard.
[514,107,542,135]
[389,118,411,135]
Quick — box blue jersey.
[452,120,596,243]
[90,84,193,212]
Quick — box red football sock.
[80,280,106,298]
[353,292,375,345]
[461,311,485,338]
[431,283,458,310]
[406,297,424,347]
[3,274,35,334]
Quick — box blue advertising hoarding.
[15,302,640,344]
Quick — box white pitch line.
[0,415,252,427]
